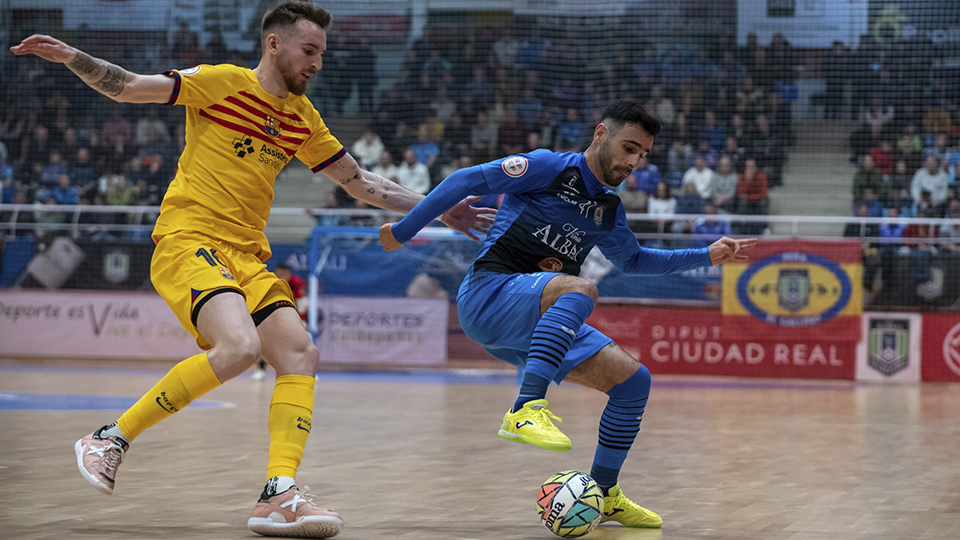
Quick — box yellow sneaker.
[601,484,662,528]
[498,399,571,452]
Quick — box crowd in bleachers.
[325,27,804,239]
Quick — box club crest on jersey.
[594,206,604,226]
[219,267,235,280]
[502,156,528,177]
[264,115,281,137]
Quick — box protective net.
[1,0,960,311]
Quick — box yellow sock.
[116,353,222,441]
[266,374,316,480]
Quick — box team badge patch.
[219,267,235,280]
[502,156,528,177]
[180,66,201,76]
[264,115,281,137]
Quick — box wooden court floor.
[1,360,959,540]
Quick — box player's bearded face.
[277,50,309,96]
[598,137,633,186]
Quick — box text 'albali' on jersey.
[390,149,711,278]
[157,64,344,260]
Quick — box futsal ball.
[537,470,604,538]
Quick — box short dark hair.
[600,100,661,137]
[276,263,291,271]
[261,1,332,44]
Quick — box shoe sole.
[248,516,344,538]
[498,430,570,452]
[74,440,114,496]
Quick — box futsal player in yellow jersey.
[12,3,492,538]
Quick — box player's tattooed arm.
[67,52,128,97]
[9,34,173,104]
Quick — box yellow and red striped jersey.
[154,64,343,261]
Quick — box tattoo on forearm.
[67,52,126,97]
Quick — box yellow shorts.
[151,231,295,349]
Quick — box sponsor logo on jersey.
[232,134,255,158]
[532,223,586,262]
[502,156,528,177]
[538,257,563,272]
[736,252,852,327]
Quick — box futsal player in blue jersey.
[380,101,756,528]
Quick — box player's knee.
[608,363,651,399]
[569,279,598,305]
[227,332,262,368]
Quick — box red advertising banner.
[722,240,862,342]
[921,314,960,382]
[588,306,857,380]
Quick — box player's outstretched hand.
[10,34,77,63]
[439,195,496,241]
[379,223,403,252]
[708,236,757,266]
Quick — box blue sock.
[514,292,595,412]
[590,365,651,494]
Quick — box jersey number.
[196,248,225,267]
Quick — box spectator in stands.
[351,36,377,114]
[700,110,726,151]
[682,154,713,199]
[443,114,471,158]
[429,87,456,125]
[371,150,398,184]
[672,181,705,235]
[736,76,765,121]
[645,85,676,125]
[721,135,745,173]
[938,199,960,253]
[40,150,68,188]
[860,187,885,218]
[863,96,894,141]
[852,154,886,202]
[351,129,385,170]
[465,67,494,109]
[555,108,585,151]
[867,140,894,177]
[823,41,848,120]
[692,202,732,248]
[631,154,661,195]
[889,159,913,199]
[0,108,26,153]
[648,181,677,217]
[105,175,135,207]
[410,125,439,170]
[711,156,739,213]
[470,111,498,161]
[497,106,528,157]
[52,174,79,205]
[879,206,907,253]
[101,105,133,150]
[923,133,950,165]
[33,191,65,243]
[514,87,542,128]
[911,156,949,207]
[395,148,430,195]
[749,114,785,184]
[902,207,940,297]
[737,158,768,234]
[0,143,14,204]
[171,19,202,67]
[896,132,923,172]
[136,107,170,157]
[20,124,51,173]
[618,172,647,214]
[0,189,34,231]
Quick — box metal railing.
[1,204,958,244]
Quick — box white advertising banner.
[0,290,199,359]
[737,0,869,47]
[855,312,921,382]
[315,296,448,365]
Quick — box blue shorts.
[456,271,613,383]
